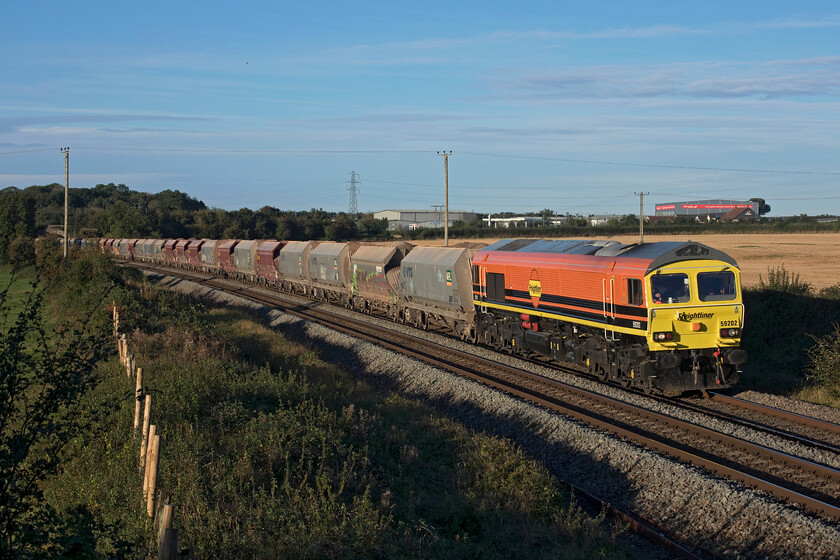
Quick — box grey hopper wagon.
[233,240,262,281]
[152,240,166,264]
[398,246,477,341]
[117,239,131,258]
[142,239,156,263]
[350,243,411,316]
[200,240,219,273]
[277,241,319,295]
[134,239,148,260]
[308,242,359,305]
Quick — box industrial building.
[374,209,478,231]
[655,200,759,221]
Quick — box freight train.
[103,237,747,395]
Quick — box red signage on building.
[656,204,675,211]
[681,204,751,210]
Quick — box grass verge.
[0,265,38,327]
[43,284,631,559]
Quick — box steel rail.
[709,392,840,435]
[645,392,840,456]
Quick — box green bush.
[818,284,840,300]
[758,265,812,295]
[0,261,112,558]
[805,323,840,389]
[7,236,35,268]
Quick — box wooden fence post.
[146,434,161,518]
[141,394,152,471]
[133,368,143,436]
[158,528,178,560]
[158,504,174,545]
[143,424,156,499]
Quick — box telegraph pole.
[61,147,70,264]
[635,191,649,244]
[437,151,452,246]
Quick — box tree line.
[0,183,390,265]
[1,183,836,266]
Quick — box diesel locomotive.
[105,236,747,395]
[472,239,746,394]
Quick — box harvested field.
[418,233,840,291]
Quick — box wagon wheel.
[465,328,477,344]
[593,363,609,382]
[456,322,467,341]
[420,313,429,331]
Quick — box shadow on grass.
[740,289,840,395]
[210,297,656,539]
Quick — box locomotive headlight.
[653,331,673,342]
[719,328,741,338]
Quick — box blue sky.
[2,1,839,216]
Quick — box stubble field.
[421,232,840,291]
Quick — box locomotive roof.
[479,238,738,273]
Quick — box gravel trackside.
[150,273,840,560]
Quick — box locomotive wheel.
[619,371,633,388]
[468,328,478,344]
[594,363,609,382]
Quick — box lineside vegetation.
[2,251,630,558]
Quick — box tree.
[540,208,555,223]
[7,237,35,268]
[357,214,389,239]
[325,215,358,241]
[0,190,36,265]
[750,198,771,216]
[302,209,329,240]
[0,263,110,556]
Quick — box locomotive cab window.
[627,278,643,306]
[651,273,690,304]
[698,271,737,302]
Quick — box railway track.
[129,262,840,556]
